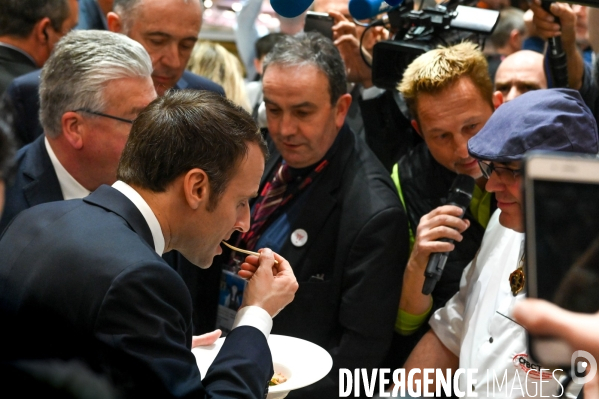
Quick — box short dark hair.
[0,0,70,38]
[263,32,347,105]
[117,90,268,210]
[254,33,286,61]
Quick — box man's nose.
[454,134,470,159]
[485,170,503,193]
[279,113,297,137]
[506,86,519,102]
[159,43,181,70]
[236,204,251,234]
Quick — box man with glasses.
[0,29,156,232]
[398,88,597,397]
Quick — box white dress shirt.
[430,210,580,398]
[45,138,90,200]
[112,180,273,338]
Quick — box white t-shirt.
[430,210,580,398]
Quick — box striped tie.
[241,163,292,251]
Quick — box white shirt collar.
[112,180,165,256]
[45,137,91,200]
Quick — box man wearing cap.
[400,88,597,398]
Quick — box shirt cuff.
[361,85,385,101]
[232,305,273,339]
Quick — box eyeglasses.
[478,160,522,183]
[72,108,134,124]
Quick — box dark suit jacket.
[219,125,409,398]
[0,134,62,233]
[0,45,37,95]
[0,185,273,398]
[76,0,108,30]
[3,69,225,147]
[0,134,223,336]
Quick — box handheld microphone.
[270,0,314,18]
[541,0,568,88]
[349,0,391,20]
[422,174,475,295]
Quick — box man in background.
[0,30,156,231]
[218,32,409,398]
[494,49,547,101]
[5,0,223,147]
[402,88,595,398]
[388,42,502,369]
[484,7,527,81]
[0,0,78,94]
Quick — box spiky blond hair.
[398,42,493,121]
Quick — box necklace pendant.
[509,268,525,296]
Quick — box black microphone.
[422,174,475,295]
[541,0,568,88]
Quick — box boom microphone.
[422,174,475,295]
[270,0,314,18]
[349,0,389,20]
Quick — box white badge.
[291,229,308,247]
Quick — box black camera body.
[371,1,500,90]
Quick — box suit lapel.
[22,135,64,207]
[84,185,155,250]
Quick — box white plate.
[193,334,333,398]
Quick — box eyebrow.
[145,31,197,43]
[145,31,172,39]
[263,98,316,109]
[495,80,543,89]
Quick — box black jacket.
[399,142,496,313]
[216,124,410,398]
[0,185,273,398]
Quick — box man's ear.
[492,90,504,110]
[183,168,209,210]
[106,12,123,33]
[334,93,352,130]
[61,111,85,149]
[34,18,52,44]
[411,119,422,138]
[509,29,522,52]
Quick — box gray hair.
[113,0,200,33]
[489,7,526,49]
[39,30,153,138]
[262,32,347,105]
[0,0,70,38]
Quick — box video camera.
[368,0,500,90]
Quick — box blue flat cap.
[468,88,598,162]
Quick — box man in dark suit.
[0,0,78,95]
[108,0,223,97]
[216,33,409,398]
[0,29,156,232]
[4,0,224,147]
[0,88,298,398]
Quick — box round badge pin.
[291,229,308,247]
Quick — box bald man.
[494,50,547,101]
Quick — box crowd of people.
[0,0,598,398]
